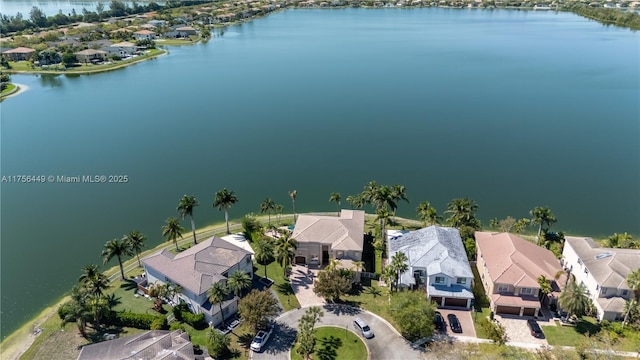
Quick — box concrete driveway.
[289,265,325,307]
[436,308,476,338]
[251,305,423,360]
[495,315,549,346]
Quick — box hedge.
[106,311,167,330]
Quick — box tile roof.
[490,293,540,308]
[134,30,155,34]
[597,296,627,313]
[2,47,35,54]
[476,232,565,290]
[142,236,251,296]
[565,236,639,290]
[75,49,107,56]
[110,41,136,47]
[389,226,473,281]
[291,210,365,252]
[77,330,194,360]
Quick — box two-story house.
[291,209,365,267]
[562,236,639,321]
[142,236,253,327]
[389,226,475,309]
[476,232,565,317]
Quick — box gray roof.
[389,226,473,283]
[292,210,365,252]
[565,236,639,289]
[77,330,194,360]
[428,284,474,299]
[142,236,251,296]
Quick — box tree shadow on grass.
[317,335,342,360]
[576,319,601,336]
[236,332,254,348]
[364,286,382,298]
[275,282,294,296]
[119,279,138,291]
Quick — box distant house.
[102,41,138,57]
[292,210,365,267]
[2,47,36,61]
[175,26,198,37]
[148,19,168,27]
[134,30,156,40]
[77,330,194,360]
[475,232,565,317]
[562,236,639,321]
[74,49,108,63]
[389,226,475,309]
[87,39,113,49]
[139,23,157,30]
[142,236,253,327]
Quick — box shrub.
[106,311,165,329]
[151,317,168,330]
[169,322,185,331]
[182,312,206,329]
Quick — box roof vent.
[594,252,612,260]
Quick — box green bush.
[106,311,166,329]
[169,322,186,331]
[182,311,206,329]
[151,317,168,330]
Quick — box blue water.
[1,8,639,339]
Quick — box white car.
[353,317,374,339]
[250,325,274,352]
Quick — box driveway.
[495,315,549,347]
[436,308,476,338]
[289,265,325,307]
[252,305,423,360]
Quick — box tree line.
[562,2,640,30]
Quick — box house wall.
[562,242,602,311]
[476,246,496,295]
[426,273,472,290]
[225,254,253,278]
[334,249,362,262]
[295,242,322,264]
[204,299,239,327]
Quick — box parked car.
[434,311,446,331]
[353,317,374,338]
[250,325,274,352]
[527,319,545,338]
[447,314,462,333]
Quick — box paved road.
[252,305,423,360]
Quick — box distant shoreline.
[0,83,28,99]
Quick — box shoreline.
[0,83,28,99]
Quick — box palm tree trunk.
[225,209,230,234]
[190,216,197,244]
[136,252,141,268]
[537,224,542,243]
[264,264,268,279]
[219,303,226,325]
[174,239,179,252]
[118,256,125,280]
[292,200,296,222]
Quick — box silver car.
[353,317,374,339]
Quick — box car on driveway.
[354,317,374,338]
[434,312,446,332]
[527,319,545,339]
[250,325,274,352]
[447,314,462,333]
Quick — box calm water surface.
[1,8,639,339]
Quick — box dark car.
[447,314,462,333]
[527,319,545,339]
[434,311,446,331]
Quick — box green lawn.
[255,259,300,312]
[108,279,170,314]
[542,317,640,352]
[472,307,493,339]
[341,281,399,331]
[290,326,367,360]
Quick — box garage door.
[431,296,443,306]
[444,298,468,308]
[522,308,537,316]
[496,306,520,315]
[295,256,306,264]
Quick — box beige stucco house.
[291,209,365,267]
[476,232,565,317]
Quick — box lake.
[1,7,639,340]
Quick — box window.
[622,290,628,296]
[246,257,251,264]
[456,278,466,285]
[435,276,445,284]
[584,268,589,275]
[311,255,319,262]
[578,258,583,266]
[354,252,360,258]
[601,288,607,295]
[521,288,533,295]
[336,251,344,258]
[498,285,509,292]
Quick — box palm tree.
[389,251,409,291]
[446,197,480,228]
[61,296,91,337]
[102,237,133,280]
[623,268,640,327]
[558,279,589,320]
[416,201,442,227]
[537,275,553,303]
[329,192,341,216]
[260,198,276,226]
[124,230,146,268]
[78,265,110,327]
[346,194,364,209]
[177,195,199,245]
[289,190,297,222]
[275,233,298,277]
[391,184,409,219]
[371,185,397,214]
[360,181,379,206]
[376,208,392,250]
[227,270,252,297]
[326,258,342,272]
[275,204,284,226]
[530,206,557,242]
[254,238,274,279]
[162,217,184,252]
[213,188,239,234]
[208,282,230,325]
[78,264,101,285]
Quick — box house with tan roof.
[142,236,253,327]
[475,232,566,317]
[74,49,107,63]
[390,226,475,309]
[2,47,36,61]
[291,209,365,267]
[102,41,138,57]
[562,236,639,321]
[134,29,156,40]
[77,330,195,360]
